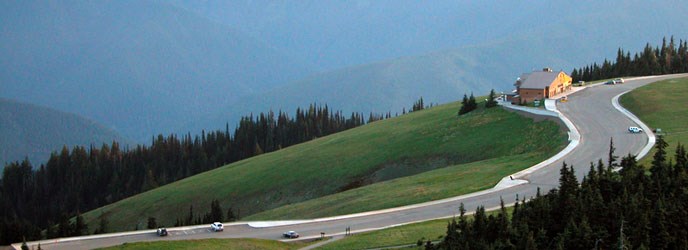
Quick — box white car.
[283,230,299,238]
[614,78,625,84]
[211,222,224,232]
[628,126,643,133]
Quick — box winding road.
[16,74,687,249]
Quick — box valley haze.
[1,0,688,165]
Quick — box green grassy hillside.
[83,102,566,231]
[620,77,688,165]
[0,98,127,167]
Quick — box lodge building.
[512,68,572,104]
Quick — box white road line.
[611,90,655,160]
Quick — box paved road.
[21,74,687,250]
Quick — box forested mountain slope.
[0,98,125,168]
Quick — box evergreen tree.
[210,199,223,222]
[523,231,537,250]
[651,135,670,193]
[227,207,237,222]
[73,213,88,236]
[676,143,687,169]
[21,237,29,250]
[147,217,157,229]
[57,215,70,237]
[186,205,194,225]
[468,93,477,111]
[485,89,498,108]
[95,214,108,234]
[608,137,618,169]
[440,219,460,249]
[412,97,425,112]
[650,201,671,250]
[431,142,688,250]
[458,94,469,115]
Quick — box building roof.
[518,71,562,89]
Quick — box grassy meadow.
[620,77,688,166]
[83,101,566,232]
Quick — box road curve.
[18,74,687,250]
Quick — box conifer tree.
[95,214,108,234]
[73,213,87,236]
[675,143,687,169]
[21,238,28,250]
[227,207,237,222]
[608,137,618,169]
[186,205,194,225]
[468,93,477,111]
[210,199,223,222]
[441,219,460,249]
[147,217,157,229]
[485,89,498,108]
[651,135,670,192]
[650,201,670,250]
[458,94,469,115]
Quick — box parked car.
[211,222,224,232]
[156,227,168,236]
[628,126,643,133]
[283,230,299,238]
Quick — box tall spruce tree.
[147,217,157,229]
[468,93,477,111]
[458,94,469,115]
[485,89,498,108]
[210,199,223,222]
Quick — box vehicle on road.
[211,222,224,232]
[156,227,168,236]
[628,126,643,133]
[614,78,625,84]
[283,230,299,238]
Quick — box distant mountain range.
[0,0,313,141]
[191,0,688,130]
[2,0,688,165]
[0,98,125,168]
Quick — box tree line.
[427,136,688,249]
[458,89,498,116]
[571,36,688,82]
[0,103,395,245]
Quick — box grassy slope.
[620,77,688,166]
[83,101,566,231]
[97,238,306,250]
[248,154,540,220]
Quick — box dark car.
[157,227,168,236]
[283,230,299,238]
